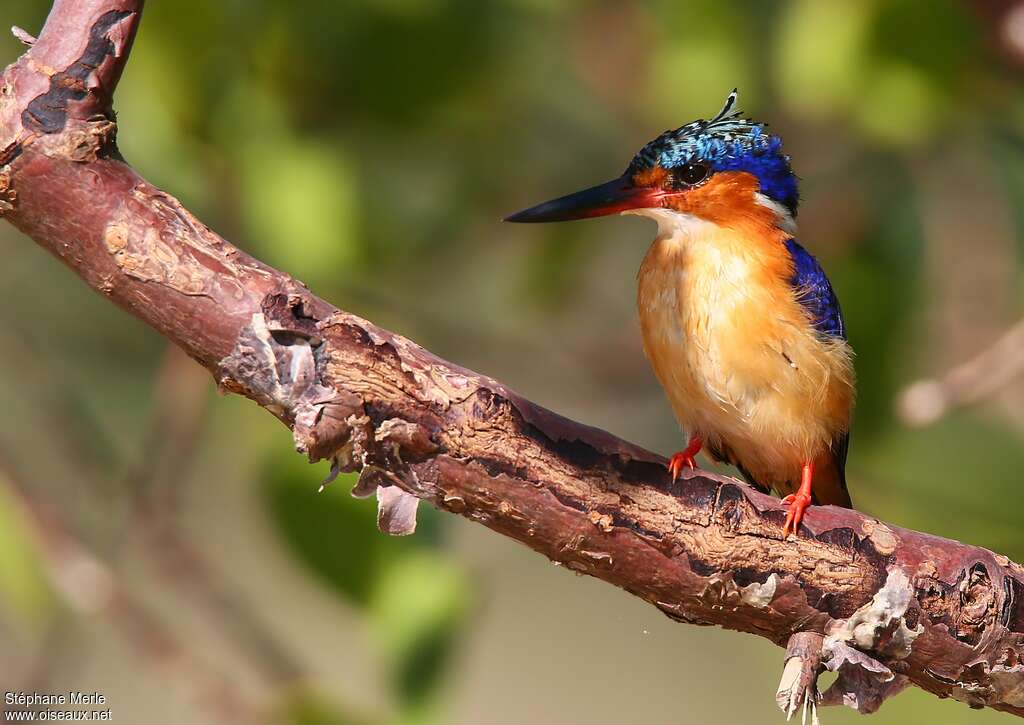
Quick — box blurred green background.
[2,0,1024,723]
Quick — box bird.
[504,90,855,537]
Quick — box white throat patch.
[624,196,797,239]
[623,207,721,241]
[754,193,797,235]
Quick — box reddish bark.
[3,0,1024,717]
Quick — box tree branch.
[3,0,1024,718]
[898,317,1024,427]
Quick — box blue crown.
[628,90,799,215]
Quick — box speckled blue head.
[627,90,799,215]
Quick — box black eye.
[671,162,711,189]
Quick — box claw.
[781,492,812,537]
[668,452,697,481]
[667,435,703,482]
[781,461,815,537]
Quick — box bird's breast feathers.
[635,210,854,487]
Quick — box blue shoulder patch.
[784,239,845,339]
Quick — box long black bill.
[504,175,661,223]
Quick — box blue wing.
[783,239,845,340]
[783,239,852,507]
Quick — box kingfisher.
[505,90,855,536]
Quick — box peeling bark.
[3,0,1024,718]
[777,632,824,723]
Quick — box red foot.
[668,435,702,481]
[668,452,695,481]
[781,461,814,537]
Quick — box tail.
[811,433,852,508]
[728,433,853,508]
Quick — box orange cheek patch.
[662,170,795,285]
[665,171,780,229]
[633,165,669,188]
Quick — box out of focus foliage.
[1,1,1023,724]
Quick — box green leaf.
[370,551,472,715]
[264,454,403,607]
[0,479,56,628]
[274,687,377,725]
